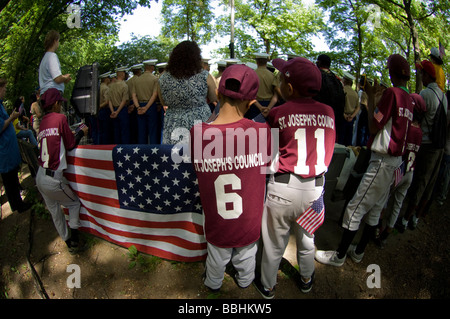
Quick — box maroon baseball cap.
[218,64,259,100]
[387,54,410,79]
[272,57,322,97]
[41,88,67,110]
[415,60,436,80]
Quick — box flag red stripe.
[67,156,115,171]
[80,228,206,262]
[76,190,121,208]
[305,211,324,233]
[297,209,325,234]
[65,172,117,190]
[83,205,204,235]
[80,213,206,251]
[76,144,116,151]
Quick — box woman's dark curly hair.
[166,40,203,79]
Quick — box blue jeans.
[17,129,37,146]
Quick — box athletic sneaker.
[299,271,315,293]
[347,244,364,263]
[395,218,408,233]
[201,270,220,293]
[314,250,345,267]
[409,216,419,230]
[253,277,274,299]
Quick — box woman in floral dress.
[158,41,217,145]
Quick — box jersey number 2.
[214,174,243,220]
[294,128,326,175]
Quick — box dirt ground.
[1,164,449,306]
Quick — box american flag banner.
[296,192,325,235]
[64,144,207,262]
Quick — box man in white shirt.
[39,30,71,95]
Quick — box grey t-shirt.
[39,52,64,94]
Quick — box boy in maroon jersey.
[376,93,426,246]
[315,54,414,267]
[254,57,336,298]
[190,64,271,292]
[36,88,88,254]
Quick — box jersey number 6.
[214,174,243,220]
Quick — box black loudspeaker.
[71,62,99,115]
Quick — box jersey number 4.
[294,128,326,176]
[40,137,50,168]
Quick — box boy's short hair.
[272,57,322,97]
[218,64,259,101]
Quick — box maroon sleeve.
[60,115,77,151]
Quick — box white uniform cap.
[225,58,241,65]
[343,71,355,81]
[143,59,158,66]
[255,52,270,59]
[216,60,227,67]
[245,62,257,70]
[202,58,211,63]
[99,71,111,79]
[131,64,143,70]
[109,73,117,78]
[430,47,441,59]
[156,62,167,68]
[115,66,129,72]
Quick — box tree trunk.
[404,0,422,92]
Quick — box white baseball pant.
[342,152,402,231]
[260,174,323,290]
[386,170,413,228]
[36,166,81,242]
[204,241,257,290]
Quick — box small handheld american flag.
[296,192,325,235]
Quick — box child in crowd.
[254,57,336,298]
[190,64,271,292]
[376,93,426,245]
[36,88,88,254]
[315,54,414,267]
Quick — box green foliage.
[0,0,155,106]
[317,0,450,92]
[127,245,161,272]
[161,0,214,44]
[215,0,325,60]
[1,0,449,113]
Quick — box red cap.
[218,64,259,100]
[410,93,427,114]
[387,54,411,79]
[272,57,322,97]
[41,88,67,110]
[415,60,436,80]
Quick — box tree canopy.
[0,0,449,110]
